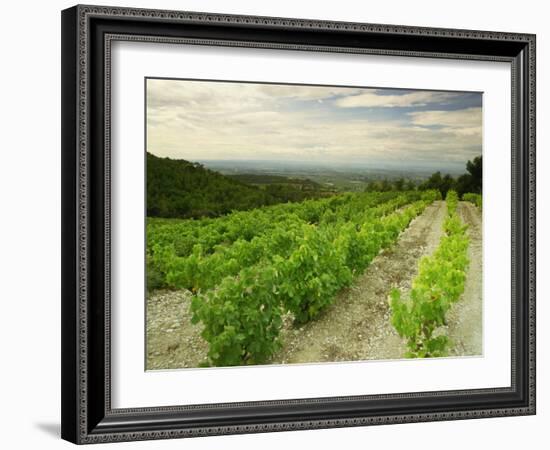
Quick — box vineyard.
[146,189,482,368]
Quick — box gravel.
[146,290,209,370]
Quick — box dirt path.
[146,290,208,369]
[270,200,447,364]
[446,202,483,356]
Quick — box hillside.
[147,153,279,218]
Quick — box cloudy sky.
[146,78,482,170]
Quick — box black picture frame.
[61,4,536,444]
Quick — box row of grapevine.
[147,191,415,291]
[152,192,422,292]
[190,192,440,366]
[462,193,482,210]
[148,191,401,259]
[389,190,470,357]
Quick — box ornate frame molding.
[61,4,536,444]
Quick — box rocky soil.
[146,290,208,370]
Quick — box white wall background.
[0,0,545,448]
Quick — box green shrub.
[462,193,482,210]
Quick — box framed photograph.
[61,4,536,444]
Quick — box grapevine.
[390,190,470,357]
[462,193,482,210]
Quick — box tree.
[418,156,482,198]
[453,156,482,196]
[405,180,416,191]
[466,156,482,193]
[364,181,379,192]
[394,178,405,191]
[454,174,472,197]
[380,179,392,192]
[419,171,454,198]
[441,174,455,199]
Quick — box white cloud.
[335,90,460,108]
[256,84,358,101]
[146,79,482,167]
[407,107,482,129]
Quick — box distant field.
[227,173,321,187]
